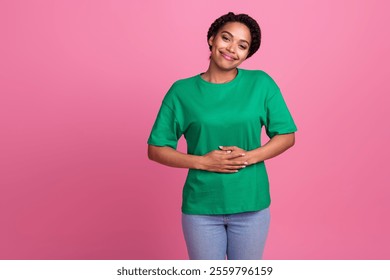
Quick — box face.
[208,22,251,71]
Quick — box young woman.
[147,12,297,260]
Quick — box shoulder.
[239,68,276,83]
[239,68,280,93]
[170,74,198,90]
[162,74,198,104]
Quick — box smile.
[221,52,235,61]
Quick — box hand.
[218,146,257,166]
[200,149,248,173]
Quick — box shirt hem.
[181,204,271,215]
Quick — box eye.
[239,45,247,50]
[222,35,230,41]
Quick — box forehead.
[218,22,251,42]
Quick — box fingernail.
[241,153,245,156]
[227,150,232,154]
[244,162,248,165]
[219,146,223,149]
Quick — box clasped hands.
[201,145,255,173]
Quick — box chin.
[214,60,238,70]
[211,56,241,71]
[219,62,241,71]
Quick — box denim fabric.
[182,207,270,260]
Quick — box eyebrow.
[221,31,250,45]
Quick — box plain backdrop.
[1,0,389,259]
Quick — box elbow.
[288,133,295,148]
[148,145,156,161]
[148,145,167,161]
[278,133,295,149]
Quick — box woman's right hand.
[199,150,248,173]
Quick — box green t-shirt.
[148,68,297,215]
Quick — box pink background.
[1,0,389,259]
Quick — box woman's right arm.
[148,145,247,173]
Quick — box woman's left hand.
[218,146,257,165]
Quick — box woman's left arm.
[219,133,295,165]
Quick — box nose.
[226,43,235,53]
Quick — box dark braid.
[207,12,261,59]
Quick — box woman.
[147,12,297,260]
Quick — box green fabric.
[148,68,297,214]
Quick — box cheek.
[239,49,249,59]
[214,38,228,48]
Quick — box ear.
[208,35,215,47]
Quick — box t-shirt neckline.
[198,68,242,87]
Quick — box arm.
[249,133,295,164]
[148,145,248,173]
[148,145,202,169]
[219,133,295,165]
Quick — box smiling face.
[208,21,251,71]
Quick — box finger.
[212,150,229,155]
[223,162,247,168]
[221,165,247,172]
[229,160,248,166]
[213,149,232,155]
[224,163,247,169]
[225,153,246,160]
[219,145,237,150]
[219,169,239,173]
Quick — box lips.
[220,52,236,61]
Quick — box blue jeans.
[181,207,270,260]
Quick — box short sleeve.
[264,80,297,139]
[147,101,183,149]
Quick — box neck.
[201,63,238,84]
